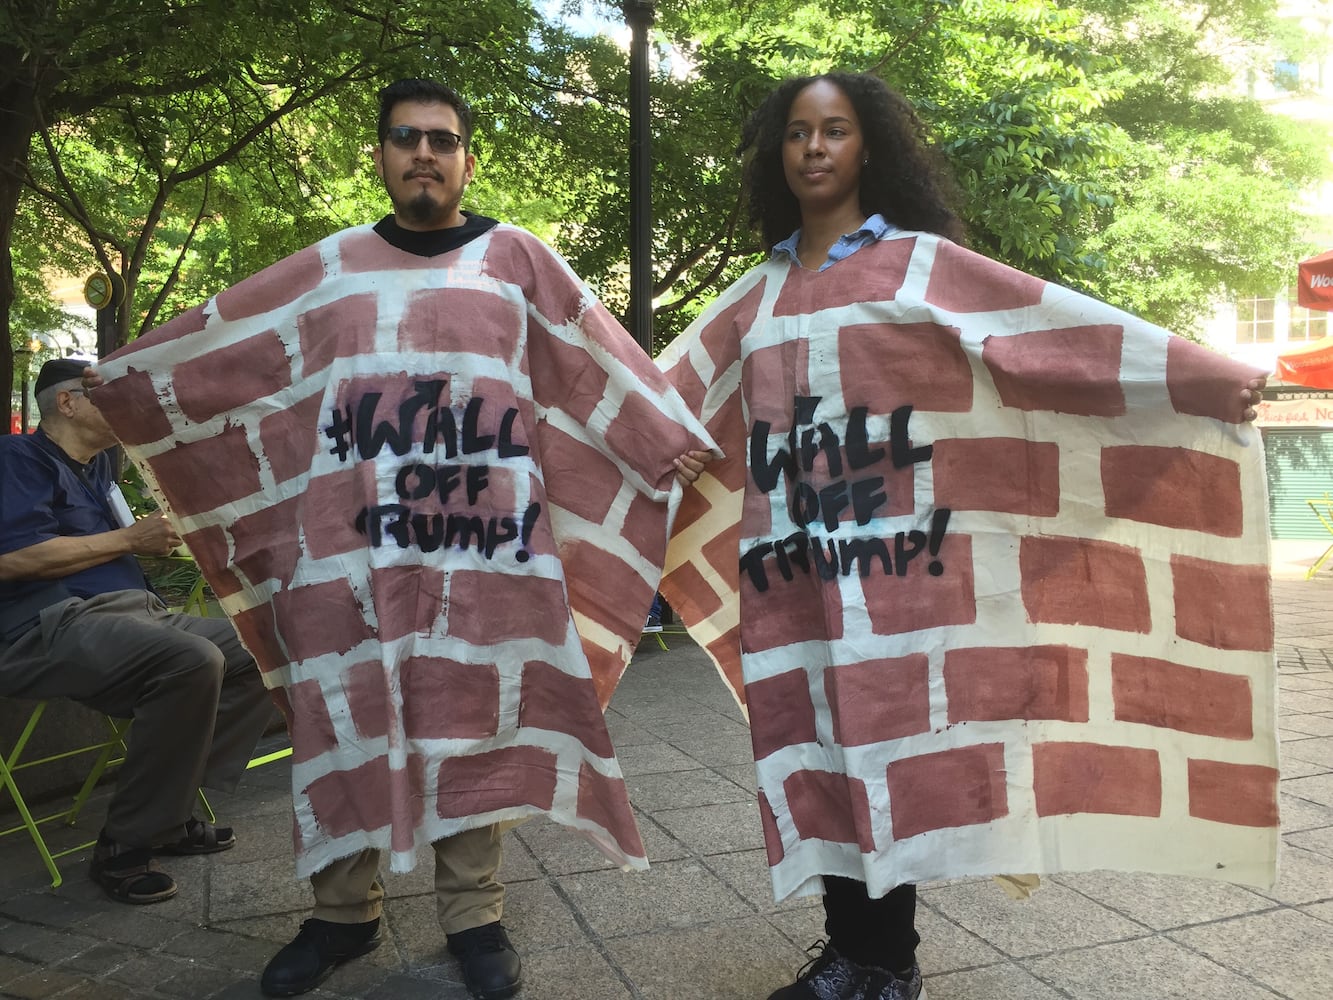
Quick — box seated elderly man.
[0,358,270,904]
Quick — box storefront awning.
[1277,335,1333,389]
[1298,249,1333,311]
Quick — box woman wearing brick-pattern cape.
[656,73,1273,1000]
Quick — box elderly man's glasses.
[385,126,464,155]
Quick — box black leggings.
[822,877,919,972]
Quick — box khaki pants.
[310,824,504,934]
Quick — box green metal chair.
[1306,494,1333,580]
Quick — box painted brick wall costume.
[91,222,714,879]
[656,231,1277,902]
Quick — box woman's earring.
[862,157,869,166]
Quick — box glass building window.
[1236,297,1276,343]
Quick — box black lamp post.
[623,1,655,354]
[13,340,35,434]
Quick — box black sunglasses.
[385,125,464,155]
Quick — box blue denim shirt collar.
[771,214,899,271]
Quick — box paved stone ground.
[2,579,1332,999]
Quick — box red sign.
[1299,249,1333,311]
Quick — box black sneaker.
[259,917,381,997]
[768,941,924,1000]
[447,921,522,1000]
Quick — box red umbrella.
[1277,335,1333,388]
[1298,249,1333,311]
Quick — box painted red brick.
[537,424,624,525]
[260,392,325,485]
[703,523,742,593]
[400,286,523,360]
[576,761,645,858]
[784,769,874,851]
[758,791,785,866]
[605,390,696,494]
[232,497,303,589]
[1188,759,1279,827]
[944,646,1089,723]
[115,304,207,358]
[287,677,338,763]
[774,238,915,316]
[746,669,818,759]
[524,473,559,560]
[272,578,375,662]
[1033,742,1162,818]
[216,244,324,321]
[840,321,972,415]
[622,491,669,565]
[369,565,445,642]
[801,441,917,525]
[1102,446,1242,537]
[303,464,377,561]
[663,354,709,418]
[340,659,392,741]
[743,338,809,429]
[448,569,572,647]
[932,438,1060,515]
[700,278,764,372]
[670,475,716,539]
[179,524,241,599]
[886,743,1008,840]
[174,330,292,424]
[472,376,535,459]
[520,660,614,759]
[983,325,1126,416]
[146,425,262,517]
[338,228,459,273]
[864,533,976,635]
[401,657,500,740]
[524,331,609,426]
[230,603,288,673]
[305,757,392,838]
[93,367,173,445]
[659,559,724,622]
[709,625,745,709]
[1112,654,1253,740]
[584,639,627,712]
[482,228,584,327]
[1171,556,1274,651]
[388,762,425,853]
[561,540,654,641]
[1166,338,1266,424]
[297,292,380,379]
[705,393,748,492]
[436,745,559,818]
[1020,535,1151,633]
[923,241,1046,313]
[826,655,931,745]
[740,545,845,652]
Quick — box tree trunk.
[0,78,37,435]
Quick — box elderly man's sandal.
[157,817,236,855]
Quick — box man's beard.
[397,189,450,227]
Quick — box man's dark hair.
[738,72,964,250]
[376,78,474,149]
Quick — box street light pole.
[623,1,655,354]
[13,342,33,434]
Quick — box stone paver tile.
[513,814,687,876]
[1286,823,1333,859]
[492,879,587,954]
[1026,936,1281,999]
[1281,713,1333,737]
[913,902,1007,975]
[1281,690,1333,714]
[1301,899,1333,924]
[1052,870,1275,930]
[516,944,633,1000]
[1281,791,1333,832]
[561,858,750,938]
[1169,907,1333,1000]
[713,762,758,794]
[209,855,313,921]
[650,801,767,855]
[1281,756,1330,779]
[642,716,751,743]
[612,742,703,776]
[363,972,465,999]
[607,918,802,1000]
[1282,735,1333,769]
[763,903,825,951]
[1252,843,1333,905]
[1282,771,1333,807]
[675,735,759,769]
[160,926,280,972]
[922,961,1066,1000]
[701,849,817,915]
[0,966,100,999]
[0,922,104,965]
[922,879,1148,958]
[626,768,753,811]
[0,955,41,989]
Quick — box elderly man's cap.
[34,358,90,395]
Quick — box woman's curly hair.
[739,72,964,250]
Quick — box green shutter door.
[1263,428,1333,539]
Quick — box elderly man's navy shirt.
[0,428,146,606]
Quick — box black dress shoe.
[447,921,522,1000]
[260,917,381,997]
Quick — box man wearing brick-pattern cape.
[657,230,1277,903]
[90,218,714,881]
